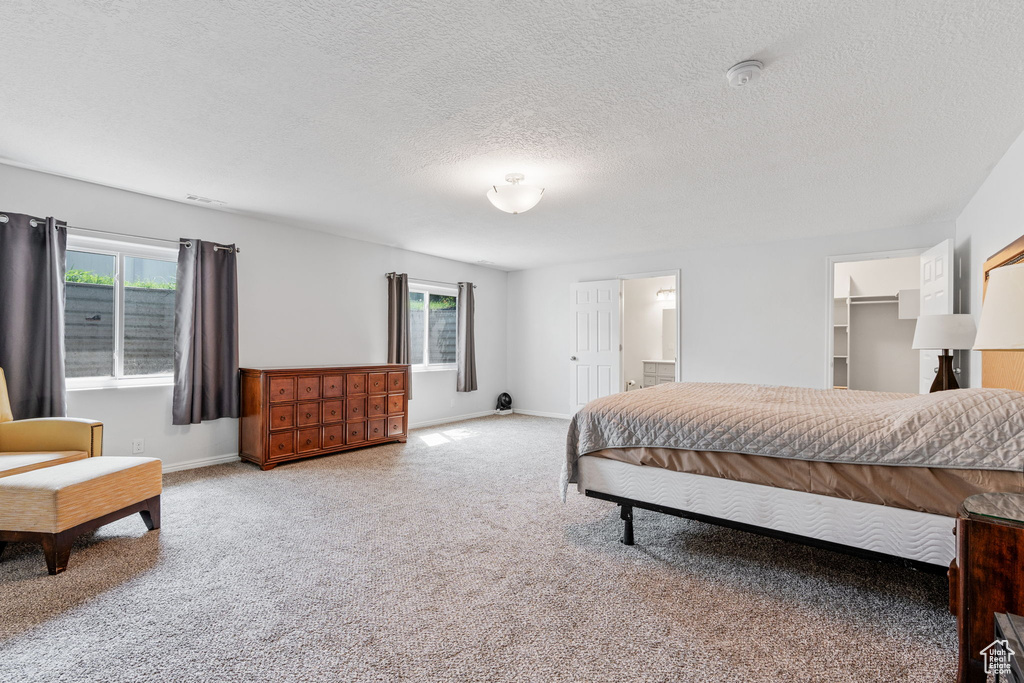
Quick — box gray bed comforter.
[564,383,1024,488]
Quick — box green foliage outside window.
[66,269,176,290]
[408,294,456,311]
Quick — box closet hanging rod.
[386,273,476,289]
[0,214,240,252]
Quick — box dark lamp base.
[930,351,960,392]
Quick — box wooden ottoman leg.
[41,530,74,575]
[139,495,161,531]
[0,540,7,560]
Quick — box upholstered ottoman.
[0,456,162,574]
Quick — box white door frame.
[824,249,925,390]
[618,269,683,384]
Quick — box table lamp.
[974,262,1024,351]
[912,314,977,392]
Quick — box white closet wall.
[833,257,920,393]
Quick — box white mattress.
[576,455,955,566]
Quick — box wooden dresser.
[239,364,410,470]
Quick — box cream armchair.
[0,368,103,479]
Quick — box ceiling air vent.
[185,194,226,206]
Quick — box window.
[409,285,457,370]
[64,235,177,387]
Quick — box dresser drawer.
[368,372,388,394]
[388,394,405,415]
[269,431,295,459]
[323,400,344,423]
[269,377,295,402]
[346,421,366,444]
[367,418,387,441]
[346,373,367,395]
[296,401,320,426]
[346,397,366,420]
[322,424,344,450]
[323,375,344,398]
[388,372,406,392]
[270,404,295,430]
[297,376,321,399]
[387,415,405,437]
[297,427,320,453]
[367,395,387,417]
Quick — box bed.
[566,238,1024,572]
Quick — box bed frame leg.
[620,504,634,546]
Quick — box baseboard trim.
[513,409,572,420]
[409,410,497,430]
[161,453,240,473]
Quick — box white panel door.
[569,280,621,413]
[919,239,955,393]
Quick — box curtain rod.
[0,214,240,253]
[386,273,476,289]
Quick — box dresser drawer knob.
[306,438,312,445]
[351,431,357,436]
[279,389,285,394]
[330,384,336,389]
[373,427,379,434]
[306,412,312,418]
[331,410,337,415]
[306,386,312,392]
[278,443,284,450]
[329,435,336,441]
[280,416,285,421]
[374,381,380,387]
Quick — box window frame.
[65,234,179,390]
[408,282,458,373]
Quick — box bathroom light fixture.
[486,173,544,214]
[656,288,676,302]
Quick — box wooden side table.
[994,613,1024,682]
[955,493,1024,682]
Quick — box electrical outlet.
[131,439,145,454]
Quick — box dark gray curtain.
[0,213,67,418]
[386,272,410,364]
[457,282,477,392]
[387,272,411,398]
[172,239,239,425]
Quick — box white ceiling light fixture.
[486,173,545,214]
[726,60,763,88]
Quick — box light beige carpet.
[0,415,954,682]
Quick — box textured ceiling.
[2,1,1024,269]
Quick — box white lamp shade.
[974,262,1024,350]
[486,183,544,214]
[912,314,977,350]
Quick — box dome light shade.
[486,173,544,214]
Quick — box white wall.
[507,220,954,417]
[622,276,675,389]
[955,127,1024,386]
[0,164,507,470]
[833,256,919,297]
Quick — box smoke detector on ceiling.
[185,194,226,206]
[726,60,763,88]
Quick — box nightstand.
[994,613,1024,682]
[954,493,1024,682]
